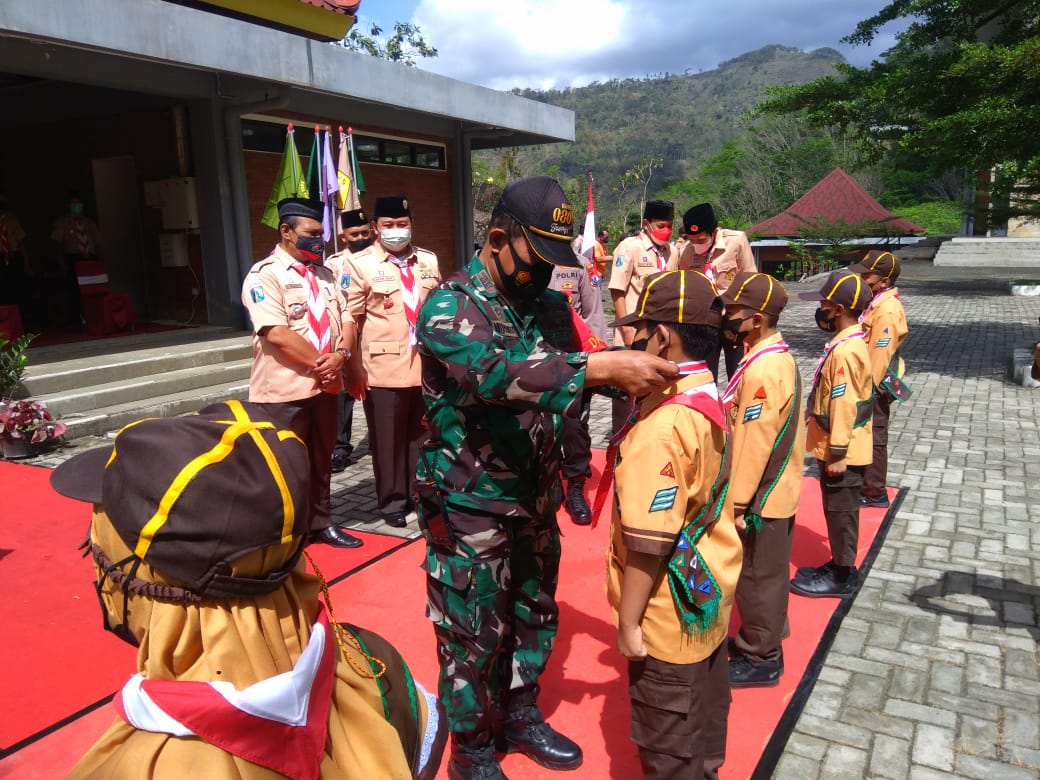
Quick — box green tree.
[341,21,437,66]
[758,0,1040,221]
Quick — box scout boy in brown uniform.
[241,197,362,549]
[343,195,441,527]
[792,271,874,598]
[608,200,676,435]
[675,203,757,380]
[848,250,910,508]
[719,272,804,687]
[606,270,742,780]
[325,207,375,474]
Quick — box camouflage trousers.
[423,505,561,739]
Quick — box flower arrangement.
[0,399,67,443]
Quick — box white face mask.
[380,227,412,253]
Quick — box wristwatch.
[336,347,351,359]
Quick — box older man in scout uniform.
[607,200,676,435]
[241,197,362,549]
[848,250,910,509]
[719,272,805,687]
[343,195,441,527]
[50,401,446,779]
[676,203,757,379]
[325,207,375,474]
[416,176,680,779]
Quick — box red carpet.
[0,454,900,779]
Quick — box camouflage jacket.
[416,255,588,517]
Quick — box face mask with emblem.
[294,233,324,262]
[492,239,553,303]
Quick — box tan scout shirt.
[608,231,675,317]
[859,287,908,387]
[675,228,755,294]
[806,325,873,464]
[343,243,440,388]
[726,332,805,520]
[241,244,352,403]
[606,372,742,665]
[51,214,102,256]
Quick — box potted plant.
[0,399,67,458]
[0,333,66,459]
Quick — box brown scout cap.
[609,270,722,328]
[720,272,789,317]
[50,400,311,599]
[798,270,873,312]
[848,249,900,281]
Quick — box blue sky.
[354,0,907,90]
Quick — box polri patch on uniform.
[831,383,847,398]
[743,403,763,422]
[340,273,350,289]
[249,286,265,303]
[649,486,678,512]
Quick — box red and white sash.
[293,262,332,354]
[391,255,420,346]
[722,340,790,409]
[114,606,335,780]
[858,287,899,324]
[811,329,865,390]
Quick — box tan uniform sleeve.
[727,367,794,513]
[343,253,370,323]
[607,241,634,294]
[866,301,907,386]
[241,264,289,333]
[822,349,862,458]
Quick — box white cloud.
[407,0,905,90]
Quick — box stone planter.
[1,435,32,459]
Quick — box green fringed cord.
[744,512,763,533]
[679,592,721,637]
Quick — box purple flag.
[320,128,340,244]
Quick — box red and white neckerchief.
[858,287,900,324]
[74,218,91,257]
[811,329,865,389]
[591,361,724,528]
[722,340,790,409]
[292,261,332,354]
[389,254,420,346]
[114,606,336,780]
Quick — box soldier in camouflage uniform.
[415,177,680,780]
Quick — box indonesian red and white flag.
[581,174,596,265]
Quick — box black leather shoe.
[795,560,835,579]
[791,566,857,598]
[331,450,351,473]
[564,480,592,526]
[381,511,408,528]
[729,652,783,688]
[312,526,364,548]
[446,743,507,780]
[502,720,582,771]
[860,493,890,508]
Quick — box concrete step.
[22,332,252,397]
[36,358,253,416]
[58,378,252,440]
[934,238,1040,267]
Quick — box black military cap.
[497,176,579,268]
[277,197,322,222]
[373,195,411,219]
[340,208,368,229]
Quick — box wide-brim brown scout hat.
[720,272,789,317]
[609,270,722,328]
[50,400,311,599]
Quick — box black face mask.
[492,239,553,303]
[294,233,324,262]
[631,337,650,352]
[721,314,751,341]
[814,306,837,332]
[347,238,372,254]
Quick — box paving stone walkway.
[22,257,1040,778]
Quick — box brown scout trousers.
[732,516,794,662]
[819,461,866,568]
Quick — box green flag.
[306,127,322,204]
[348,130,366,194]
[261,127,309,229]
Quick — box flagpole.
[327,126,338,254]
[347,126,358,200]
[288,123,298,193]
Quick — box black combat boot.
[564,479,592,525]
[446,735,508,780]
[499,687,583,771]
